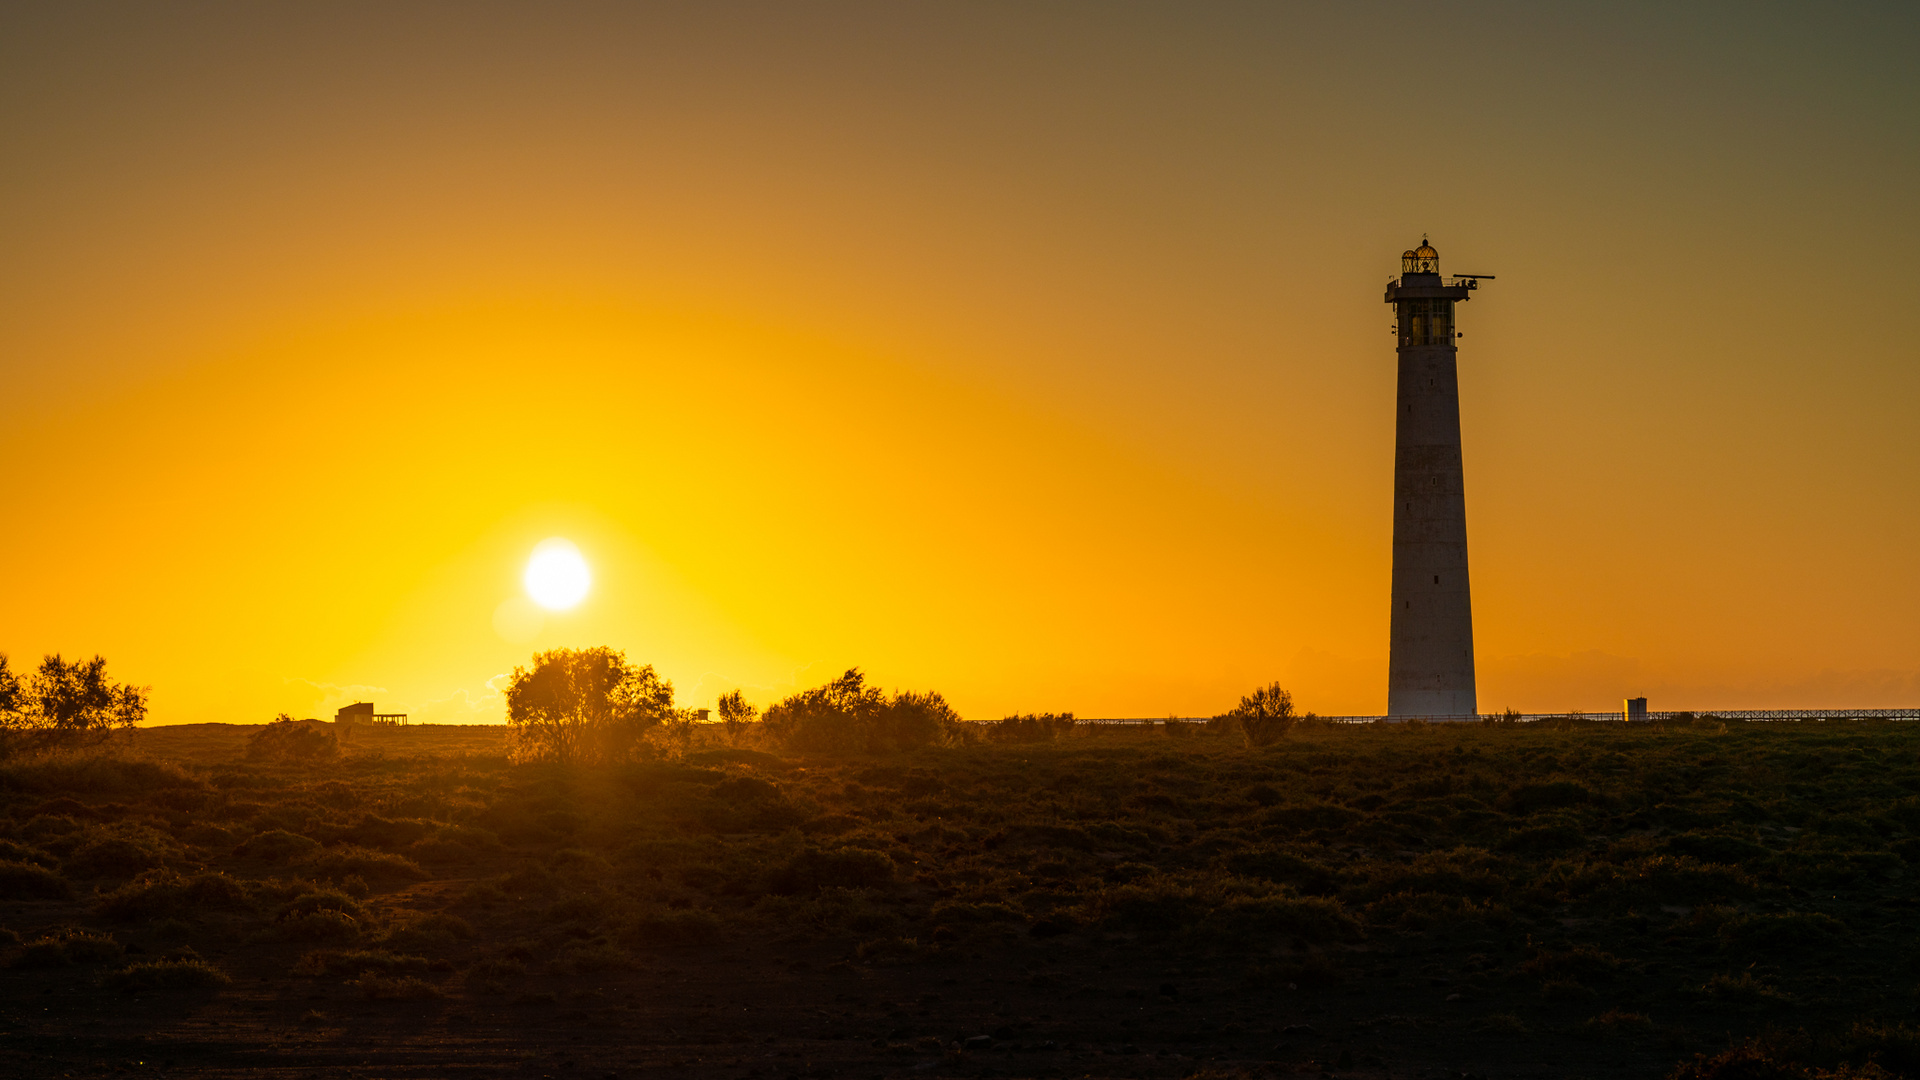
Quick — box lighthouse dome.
[1403,239,1440,275]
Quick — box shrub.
[499,863,558,897]
[292,949,431,977]
[1090,873,1362,942]
[0,754,197,796]
[1670,903,1743,936]
[382,912,474,953]
[685,747,788,770]
[1245,783,1282,806]
[1262,803,1363,832]
[548,846,615,877]
[761,669,959,754]
[0,858,72,900]
[296,845,426,883]
[17,813,82,842]
[767,847,895,894]
[1667,1044,1806,1080]
[96,870,252,921]
[558,941,632,973]
[0,839,56,866]
[853,936,928,965]
[1502,780,1597,814]
[332,814,433,851]
[63,833,171,878]
[1474,1012,1530,1035]
[1500,823,1587,853]
[408,825,500,863]
[1519,945,1628,983]
[625,903,721,945]
[278,910,362,942]
[468,955,528,978]
[353,973,443,999]
[1093,877,1204,934]
[711,775,780,804]
[1601,855,1756,905]
[1223,683,1297,747]
[236,829,321,862]
[1364,848,1508,900]
[1664,831,1769,864]
[1838,1022,1920,1076]
[105,958,231,993]
[1583,1009,1653,1036]
[1221,848,1339,895]
[1718,911,1846,954]
[1215,893,1364,942]
[1364,891,1511,933]
[928,900,1024,925]
[246,718,338,762]
[11,927,123,967]
[1265,953,1345,988]
[985,715,1077,744]
[1702,971,1793,1004]
[279,888,367,925]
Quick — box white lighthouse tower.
[1385,239,1489,717]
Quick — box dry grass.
[0,719,1917,1078]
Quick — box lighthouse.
[1385,239,1488,717]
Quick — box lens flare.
[523,538,591,611]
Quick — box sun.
[524,538,591,611]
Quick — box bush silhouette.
[761,669,959,754]
[247,717,337,762]
[1223,682,1297,747]
[0,859,72,900]
[505,647,679,765]
[106,957,231,993]
[767,846,895,894]
[987,714,1076,743]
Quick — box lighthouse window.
[1396,299,1455,346]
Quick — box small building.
[1624,697,1649,722]
[334,702,409,729]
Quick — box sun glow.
[524,538,591,611]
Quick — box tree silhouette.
[0,653,147,753]
[716,689,758,743]
[504,647,676,765]
[0,655,20,725]
[0,653,147,733]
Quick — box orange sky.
[3,4,1917,723]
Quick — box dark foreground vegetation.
[4,718,1920,1079]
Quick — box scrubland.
[2,719,1919,1079]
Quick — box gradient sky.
[3,2,1917,724]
